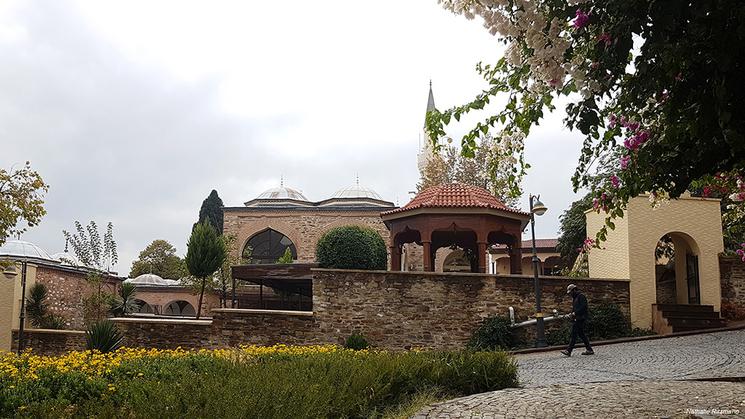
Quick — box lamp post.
[529,194,548,348]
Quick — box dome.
[51,252,80,266]
[331,184,383,200]
[0,240,57,263]
[255,186,308,201]
[125,273,180,287]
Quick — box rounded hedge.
[316,226,387,270]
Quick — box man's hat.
[566,284,577,294]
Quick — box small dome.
[331,184,383,200]
[0,240,57,263]
[125,273,180,287]
[255,186,308,201]
[51,252,81,266]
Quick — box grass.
[0,346,518,418]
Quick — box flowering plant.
[427,0,745,244]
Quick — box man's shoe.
[560,350,571,357]
[581,350,595,355]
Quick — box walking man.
[561,284,594,356]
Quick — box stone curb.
[510,322,745,355]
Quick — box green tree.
[429,1,745,244]
[194,190,224,234]
[556,194,593,267]
[110,282,138,317]
[129,240,187,279]
[0,162,49,246]
[276,247,293,264]
[214,234,240,308]
[185,222,227,319]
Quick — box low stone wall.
[211,309,317,347]
[112,317,213,349]
[720,256,745,319]
[312,269,629,349]
[11,329,86,355]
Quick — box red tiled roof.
[381,183,529,216]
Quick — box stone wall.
[35,266,120,330]
[720,256,745,319]
[223,209,390,264]
[211,309,317,347]
[312,269,629,349]
[12,329,86,356]
[113,318,213,349]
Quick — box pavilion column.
[477,242,488,273]
[390,245,401,271]
[509,239,523,274]
[422,241,433,272]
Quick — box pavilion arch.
[242,228,298,264]
[653,231,702,306]
[542,256,563,276]
[163,300,196,317]
[586,194,724,329]
[133,299,153,314]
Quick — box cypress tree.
[194,190,224,234]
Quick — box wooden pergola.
[381,183,530,274]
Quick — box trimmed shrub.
[468,315,514,350]
[344,332,369,350]
[316,226,386,270]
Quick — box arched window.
[243,229,297,264]
[164,300,196,316]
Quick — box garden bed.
[0,345,518,418]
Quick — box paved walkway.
[414,330,745,418]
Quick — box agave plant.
[85,320,124,353]
[26,283,49,327]
[110,282,138,316]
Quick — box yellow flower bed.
[0,344,350,380]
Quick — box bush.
[344,332,369,350]
[85,320,123,353]
[316,226,387,270]
[468,315,514,350]
[0,347,519,418]
[546,303,638,345]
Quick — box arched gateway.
[381,183,531,273]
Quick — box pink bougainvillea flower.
[608,114,617,128]
[573,9,590,29]
[636,130,650,143]
[610,175,621,189]
[620,155,631,170]
[592,197,600,211]
[703,186,712,197]
[597,32,612,47]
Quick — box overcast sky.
[1,0,584,275]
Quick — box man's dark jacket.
[572,291,589,321]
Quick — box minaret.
[417,80,438,173]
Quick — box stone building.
[223,180,396,265]
[0,240,122,350]
[124,273,220,317]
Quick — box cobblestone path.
[414,329,745,418]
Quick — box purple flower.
[573,9,590,29]
[608,114,617,128]
[636,130,650,143]
[597,32,612,47]
[610,175,621,189]
[620,155,631,170]
[627,122,640,132]
[592,198,600,210]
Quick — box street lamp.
[529,194,548,348]
[3,259,28,354]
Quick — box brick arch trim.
[235,220,303,261]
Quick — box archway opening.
[243,228,297,264]
[442,248,475,272]
[654,232,700,305]
[164,300,196,317]
[133,299,153,314]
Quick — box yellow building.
[586,194,724,331]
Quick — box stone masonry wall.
[113,318,213,349]
[312,269,630,350]
[210,309,318,347]
[720,256,745,319]
[35,266,120,330]
[223,210,390,265]
[12,329,86,356]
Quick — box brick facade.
[35,266,120,330]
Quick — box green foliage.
[0,161,49,247]
[316,226,386,270]
[85,320,123,353]
[129,239,187,279]
[556,194,593,267]
[546,303,640,346]
[276,247,294,264]
[25,283,66,329]
[0,350,518,418]
[185,222,227,318]
[194,189,224,234]
[429,1,745,246]
[344,332,369,350]
[110,282,138,317]
[62,221,118,271]
[468,315,514,351]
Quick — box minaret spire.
[425,79,436,127]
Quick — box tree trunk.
[196,277,206,319]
